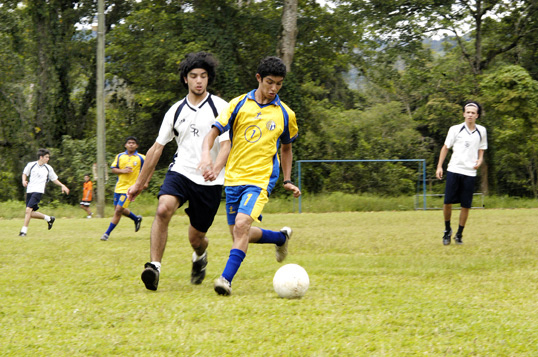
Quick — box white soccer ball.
[273,264,309,299]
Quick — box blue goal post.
[296,159,427,213]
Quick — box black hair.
[463,100,482,117]
[179,52,218,89]
[125,136,139,145]
[256,56,287,79]
[37,148,50,160]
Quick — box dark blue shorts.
[158,171,223,233]
[444,171,476,208]
[26,192,43,211]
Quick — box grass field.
[2,208,538,355]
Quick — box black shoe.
[442,229,452,245]
[48,216,55,230]
[135,215,142,232]
[191,252,208,285]
[141,262,159,291]
[454,233,463,245]
[19,232,27,237]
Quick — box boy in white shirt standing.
[436,101,487,245]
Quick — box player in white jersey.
[127,52,230,291]
[436,101,488,245]
[19,148,70,236]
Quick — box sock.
[221,249,246,284]
[445,221,451,231]
[457,225,464,236]
[150,261,161,271]
[21,226,28,233]
[128,212,138,221]
[105,223,117,235]
[44,215,51,222]
[192,251,206,262]
[256,229,286,246]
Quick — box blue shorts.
[113,193,131,208]
[225,185,268,225]
[444,171,476,208]
[158,171,223,233]
[26,192,43,211]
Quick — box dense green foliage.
[1,0,537,203]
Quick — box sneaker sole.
[141,270,158,291]
[214,285,231,296]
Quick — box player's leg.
[249,226,291,262]
[454,175,476,244]
[442,172,458,245]
[101,193,124,240]
[120,198,143,231]
[214,186,265,295]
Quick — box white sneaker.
[214,276,232,296]
[87,215,92,219]
[100,233,109,241]
[276,227,292,262]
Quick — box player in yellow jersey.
[100,136,145,241]
[200,56,301,296]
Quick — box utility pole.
[96,0,106,217]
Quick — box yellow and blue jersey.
[213,90,298,194]
[111,151,145,193]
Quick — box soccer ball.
[273,264,309,299]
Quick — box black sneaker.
[141,262,159,291]
[442,229,452,245]
[191,251,208,285]
[134,215,143,232]
[48,216,55,230]
[454,233,463,245]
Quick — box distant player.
[100,136,145,241]
[200,56,301,296]
[127,52,230,291]
[436,100,487,245]
[19,148,70,236]
[80,174,93,218]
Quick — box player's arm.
[52,179,70,195]
[22,173,28,187]
[280,143,301,198]
[198,126,221,181]
[436,145,449,180]
[127,142,164,202]
[474,149,485,170]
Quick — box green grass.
[2,208,538,355]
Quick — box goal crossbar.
[296,159,427,213]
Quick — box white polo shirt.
[445,122,488,177]
[156,92,229,186]
[23,161,58,193]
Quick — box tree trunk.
[276,0,298,72]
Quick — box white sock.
[44,215,51,222]
[192,251,207,262]
[151,261,161,271]
[21,226,28,233]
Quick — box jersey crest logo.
[190,124,200,137]
[266,121,276,131]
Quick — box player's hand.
[127,184,142,202]
[284,182,301,198]
[22,180,28,188]
[473,159,483,170]
[436,167,443,180]
[123,166,133,174]
[62,185,70,195]
[198,157,214,181]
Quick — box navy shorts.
[444,171,476,208]
[158,171,223,233]
[26,192,43,211]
